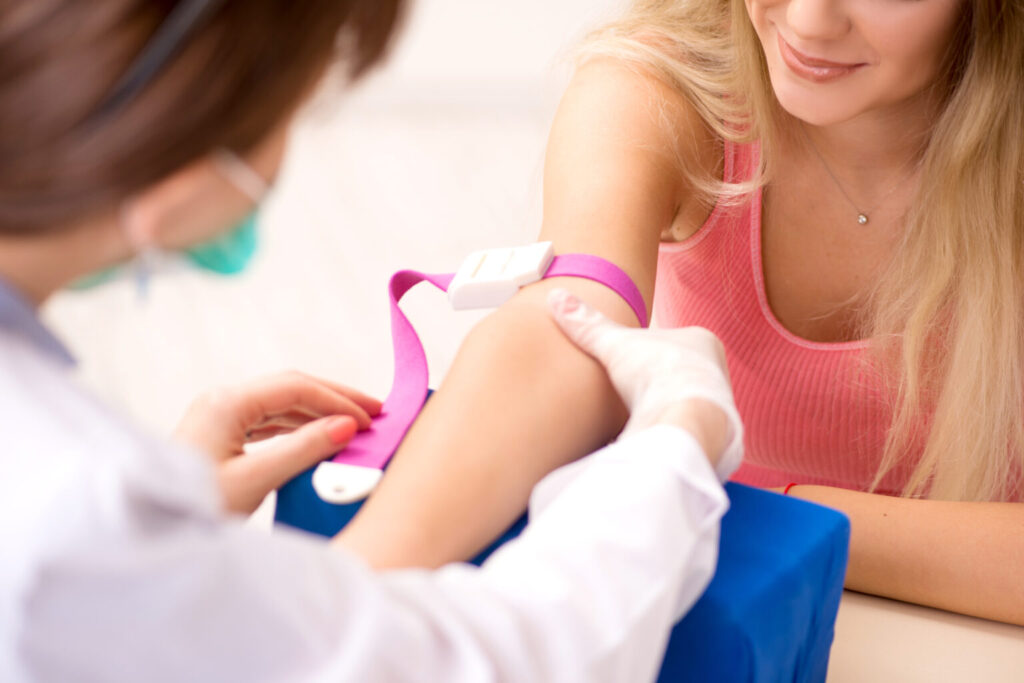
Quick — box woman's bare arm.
[783,486,1024,625]
[336,60,718,568]
[332,58,1024,629]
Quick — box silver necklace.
[800,125,918,225]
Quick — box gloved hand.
[174,371,382,513]
[547,288,743,481]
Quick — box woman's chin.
[770,81,868,128]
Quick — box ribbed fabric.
[655,141,915,494]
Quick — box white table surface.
[829,591,1024,682]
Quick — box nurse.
[0,1,742,681]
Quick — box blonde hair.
[582,0,1024,501]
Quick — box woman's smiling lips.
[777,33,867,83]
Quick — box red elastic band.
[783,482,798,496]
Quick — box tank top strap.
[722,139,761,184]
[721,140,762,283]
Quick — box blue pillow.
[277,469,849,682]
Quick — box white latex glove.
[547,288,743,481]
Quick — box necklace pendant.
[857,213,869,225]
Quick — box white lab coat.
[0,283,728,683]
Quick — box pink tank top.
[655,141,915,494]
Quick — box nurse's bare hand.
[547,289,743,482]
[174,371,382,514]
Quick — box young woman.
[0,1,741,680]
[339,0,1024,625]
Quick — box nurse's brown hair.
[0,0,404,234]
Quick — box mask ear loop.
[120,203,161,300]
[212,148,270,203]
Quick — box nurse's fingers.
[244,424,301,443]
[547,288,629,366]
[219,415,359,514]
[244,410,326,442]
[177,373,382,468]
[215,372,379,432]
[252,373,379,428]
[287,371,383,416]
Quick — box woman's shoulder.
[570,58,718,157]
[554,58,722,236]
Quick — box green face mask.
[69,212,260,291]
[184,210,259,275]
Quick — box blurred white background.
[44,0,626,438]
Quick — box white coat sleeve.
[16,426,727,683]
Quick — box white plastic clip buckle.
[448,242,555,310]
[311,462,384,505]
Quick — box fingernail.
[327,416,357,445]
[548,289,579,314]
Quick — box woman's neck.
[782,88,942,209]
[0,216,130,307]
[794,82,943,168]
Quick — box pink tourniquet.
[329,256,648,473]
